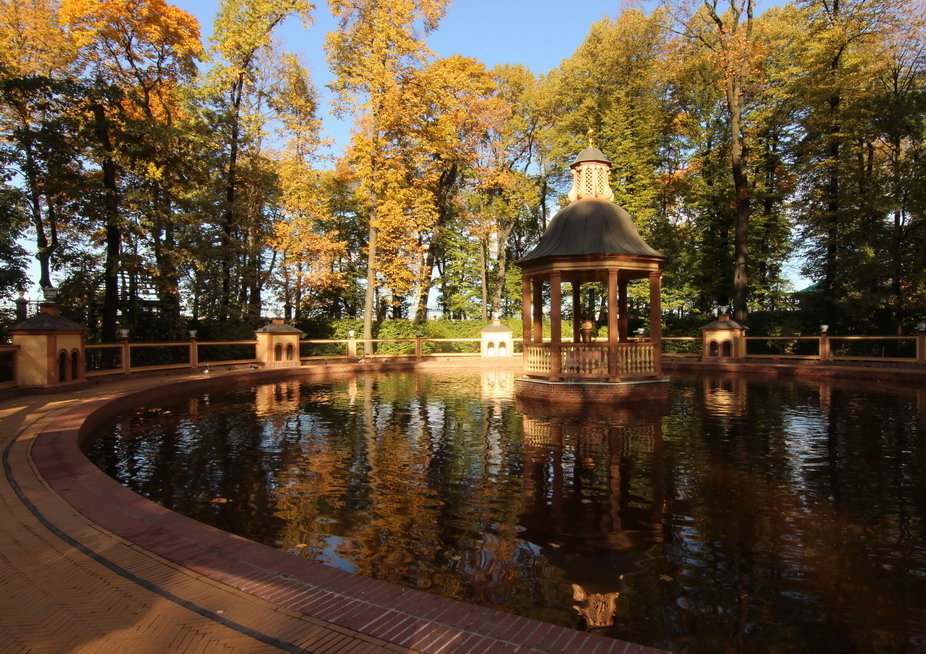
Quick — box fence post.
[819,325,830,361]
[415,332,423,358]
[347,330,357,358]
[189,330,199,368]
[917,323,925,364]
[120,330,131,373]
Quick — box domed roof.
[517,199,666,264]
[571,146,611,167]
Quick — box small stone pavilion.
[254,318,303,367]
[9,290,87,390]
[515,142,668,402]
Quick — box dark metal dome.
[518,199,666,264]
[571,146,611,167]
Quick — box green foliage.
[0,184,28,299]
[196,319,260,341]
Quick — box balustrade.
[526,342,655,379]
[525,345,552,375]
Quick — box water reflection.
[86,370,926,652]
[517,399,668,629]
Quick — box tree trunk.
[91,102,120,343]
[363,222,378,350]
[23,141,56,289]
[415,164,457,322]
[823,0,842,318]
[150,197,182,336]
[480,241,488,320]
[706,0,752,325]
[490,224,514,319]
[414,222,441,322]
[729,80,750,325]
[221,75,245,321]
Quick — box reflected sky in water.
[86,371,926,653]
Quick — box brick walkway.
[0,369,662,653]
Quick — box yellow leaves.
[325,0,448,114]
[213,0,312,67]
[0,0,77,76]
[61,0,203,62]
[272,166,348,293]
[331,0,493,303]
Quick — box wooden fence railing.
[2,329,924,389]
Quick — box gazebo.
[515,143,669,402]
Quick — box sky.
[171,0,630,155]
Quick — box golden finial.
[587,128,594,148]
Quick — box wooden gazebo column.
[607,269,619,381]
[649,271,663,375]
[618,278,629,342]
[532,277,544,344]
[572,282,581,343]
[522,276,532,346]
[549,272,562,381]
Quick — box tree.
[669,0,759,324]
[465,64,544,320]
[326,0,448,342]
[406,55,500,322]
[60,0,202,339]
[0,173,29,299]
[270,54,347,318]
[210,0,313,320]
[875,9,926,332]
[782,0,920,329]
[0,0,76,290]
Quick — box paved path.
[0,369,660,654]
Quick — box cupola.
[567,131,615,202]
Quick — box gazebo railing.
[618,343,655,375]
[562,344,609,377]
[525,342,656,379]
[525,345,553,375]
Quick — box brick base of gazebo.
[515,376,669,403]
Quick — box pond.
[84,370,926,653]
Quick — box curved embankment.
[1,362,660,654]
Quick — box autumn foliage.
[0,0,923,339]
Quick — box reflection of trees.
[87,385,297,544]
[86,372,926,652]
[626,374,926,652]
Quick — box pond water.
[85,370,926,653]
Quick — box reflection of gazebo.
[515,143,668,402]
[517,398,668,629]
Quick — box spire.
[567,136,614,203]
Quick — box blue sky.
[172,0,627,155]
